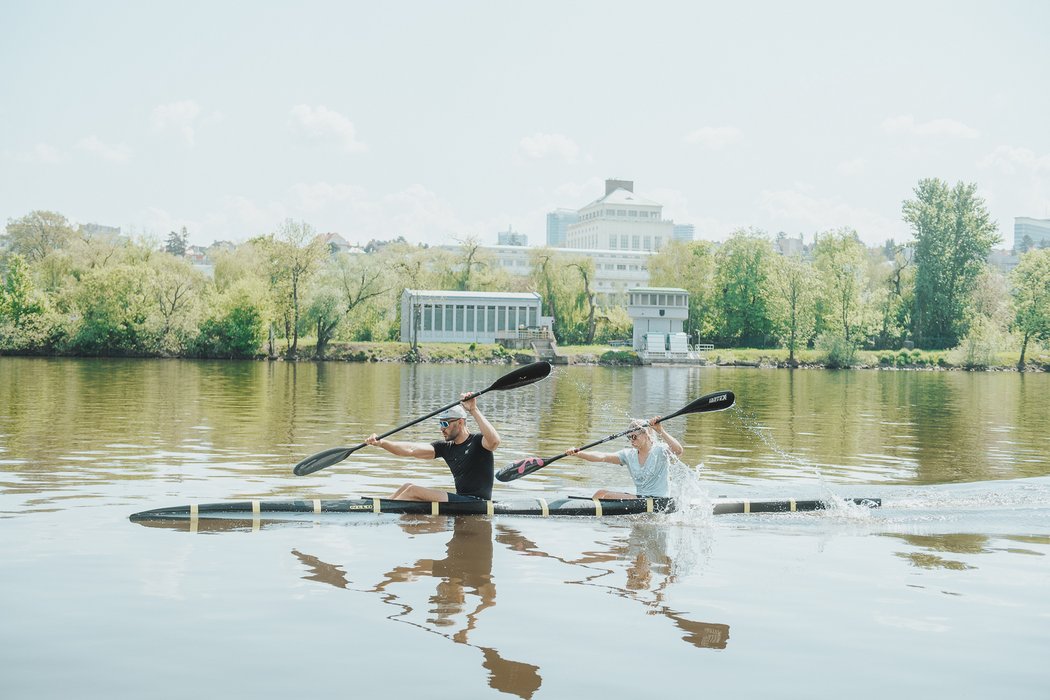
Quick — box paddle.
[495,389,735,482]
[293,361,553,476]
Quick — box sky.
[1,0,1048,249]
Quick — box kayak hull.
[129,495,880,521]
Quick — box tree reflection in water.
[291,515,730,698]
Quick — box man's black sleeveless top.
[431,433,494,499]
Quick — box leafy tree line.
[2,178,1049,366]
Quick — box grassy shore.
[306,340,1050,371]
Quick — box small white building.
[401,290,553,344]
[627,287,689,354]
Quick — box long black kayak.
[129,495,881,521]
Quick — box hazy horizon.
[2,1,1047,249]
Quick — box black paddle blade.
[671,390,735,419]
[487,361,552,392]
[495,456,547,483]
[293,446,356,476]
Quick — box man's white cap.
[438,405,468,420]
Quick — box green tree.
[257,220,327,358]
[812,228,868,345]
[873,243,914,349]
[307,253,388,359]
[528,248,590,343]
[63,264,155,355]
[164,227,189,257]
[4,210,77,263]
[649,240,717,342]
[903,179,1000,348]
[1010,248,1050,368]
[713,229,776,346]
[0,254,53,351]
[192,280,266,359]
[768,253,817,363]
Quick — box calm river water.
[1,357,1048,699]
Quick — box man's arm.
[366,434,436,459]
[462,394,500,451]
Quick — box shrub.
[815,333,858,368]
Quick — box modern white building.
[673,224,695,242]
[626,287,689,354]
[1015,217,1050,251]
[565,180,675,252]
[400,290,552,344]
[545,209,578,247]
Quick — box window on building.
[422,304,432,331]
[629,210,638,217]
[617,209,627,216]
[609,235,617,249]
[620,235,628,248]
[528,307,537,327]
[498,306,507,331]
[487,306,496,332]
[455,305,464,332]
[644,236,651,250]
[445,306,454,331]
[632,235,640,250]
[466,305,475,332]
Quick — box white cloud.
[759,187,903,245]
[978,145,1050,176]
[152,100,203,145]
[882,115,979,139]
[290,104,366,153]
[23,142,67,164]
[290,182,368,211]
[837,157,867,176]
[76,135,132,162]
[553,177,603,204]
[518,133,580,163]
[684,126,743,149]
[978,145,1050,223]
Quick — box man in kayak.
[566,417,683,499]
[365,394,500,502]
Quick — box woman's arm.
[651,418,684,456]
[566,447,622,465]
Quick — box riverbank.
[4,340,1047,371]
[311,341,1050,372]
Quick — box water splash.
[728,406,871,519]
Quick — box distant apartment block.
[497,227,528,246]
[479,244,653,304]
[1014,217,1050,251]
[546,209,578,247]
[565,179,675,252]
[673,224,695,242]
[775,233,805,257]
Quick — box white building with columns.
[565,180,675,252]
[400,290,553,344]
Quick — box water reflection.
[495,521,729,650]
[293,518,542,699]
[287,515,730,698]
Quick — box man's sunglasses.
[439,419,462,428]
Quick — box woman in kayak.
[566,417,683,499]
